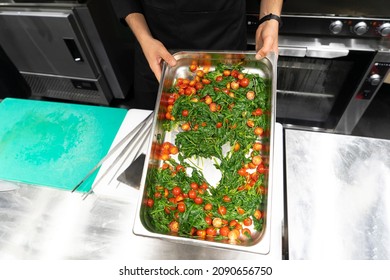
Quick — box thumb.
[256,36,274,60]
[160,50,177,68]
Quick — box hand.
[255,19,279,59]
[141,38,177,82]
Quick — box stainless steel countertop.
[285,129,390,260]
[0,111,284,260]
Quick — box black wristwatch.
[258,13,283,29]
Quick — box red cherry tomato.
[239,77,249,88]
[177,202,186,213]
[194,197,203,205]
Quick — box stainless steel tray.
[133,51,277,254]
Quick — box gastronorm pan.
[133,51,277,254]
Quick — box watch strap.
[258,13,283,28]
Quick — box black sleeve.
[110,0,143,22]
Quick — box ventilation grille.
[23,74,110,105]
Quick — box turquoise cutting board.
[0,98,127,192]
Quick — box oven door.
[335,51,390,134]
[276,44,375,131]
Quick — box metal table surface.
[285,129,390,260]
[0,110,284,260]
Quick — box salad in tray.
[143,58,272,245]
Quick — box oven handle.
[279,46,349,58]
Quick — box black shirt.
[111,0,247,50]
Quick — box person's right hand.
[141,37,177,82]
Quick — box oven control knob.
[329,20,343,34]
[378,23,390,36]
[368,74,382,86]
[353,22,369,35]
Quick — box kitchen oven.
[246,0,390,134]
[0,0,134,105]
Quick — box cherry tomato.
[239,77,249,88]
[243,217,253,226]
[215,75,223,82]
[162,142,171,150]
[204,203,213,211]
[188,189,197,199]
[200,182,208,190]
[182,109,189,117]
[176,164,186,172]
[190,182,199,190]
[205,216,212,225]
[195,82,203,90]
[234,222,243,231]
[169,221,179,233]
[204,95,212,105]
[194,197,203,205]
[218,205,227,216]
[253,209,262,220]
[196,70,204,78]
[237,207,245,215]
[246,119,255,128]
[165,112,173,120]
[209,103,218,112]
[154,192,161,199]
[219,226,230,237]
[229,220,239,228]
[252,155,262,166]
[223,69,231,76]
[237,167,248,177]
[206,227,217,236]
[196,229,206,239]
[231,69,239,78]
[181,122,191,131]
[252,108,263,116]
[253,142,263,151]
[172,186,182,196]
[228,229,240,241]
[246,90,255,100]
[212,217,223,228]
[146,198,154,208]
[257,163,267,174]
[175,194,184,202]
[230,81,239,90]
[250,172,259,182]
[177,202,186,213]
[223,195,231,203]
[169,145,179,155]
[189,64,197,72]
[254,127,264,136]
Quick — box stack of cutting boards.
[0,98,127,192]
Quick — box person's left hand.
[255,19,279,59]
